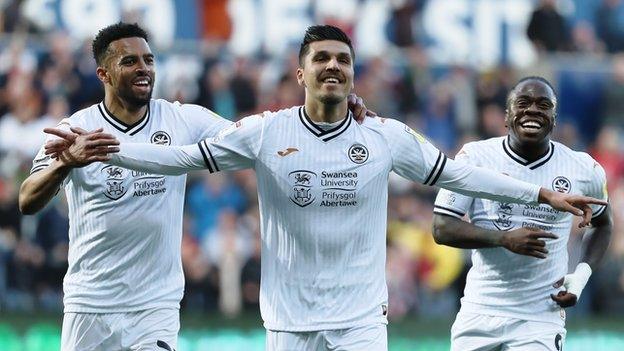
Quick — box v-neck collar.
[97,101,150,135]
[298,106,352,142]
[502,136,554,170]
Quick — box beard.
[117,83,152,108]
[318,92,344,105]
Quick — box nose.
[136,58,150,74]
[325,57,340,71]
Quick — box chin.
[318,93,345,105]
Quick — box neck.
[508,135,551,162]
[304,98,348,123]
[104,90,148,125]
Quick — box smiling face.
[296,40,354,105]
[97,37,155,108]
[506,79,557,145]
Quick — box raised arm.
[20,128,118,214]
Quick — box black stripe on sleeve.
[592,204,607,218]
[424,152,443,185]
[429,154,448,186]
[197,141,213,173]
[205,142,219,172]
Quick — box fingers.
[44,128,77,141]
[528,232,558,240]
[70,126,91,135]
[553,277,565,288]
[550,291,577,307]
[86,132,119,142]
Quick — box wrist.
[565,262,593,298]
[537,188,550,204]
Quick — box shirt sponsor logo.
[102,165,130,200]
[289,170,316,207]
[348,144,368,164]
[277,147,299,157]
[552,176,571,193]
[492,202,514,230]
[150,131,171,145]
[101,165,166,200]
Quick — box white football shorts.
[451,311,566,351]
[61,307,179,351]
[266,323,387,351]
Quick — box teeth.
[324,78,339,83]
[522,121,541,128]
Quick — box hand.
[550,283,577,308]
[550,263,592,308]
[44,127,120,167]
[538,189,608,227]
[500,227,558,259]
[347,93,377,124]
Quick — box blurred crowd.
[2,0,624,321]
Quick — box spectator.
[527,0,570,52]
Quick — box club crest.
[552,176,571,193]
[150,131,171,145]
[348,144,369,164]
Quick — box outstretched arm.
[436,158,605,226]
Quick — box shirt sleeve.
[178,103,233,141]
[584,157,609,218]
[108,113,264,175]
[386,120,540,204]
[30,118,72,174]
[433,145,474,219]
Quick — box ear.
[296,67,305,87]
[96,66,110,84]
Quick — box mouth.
[517,118,547,135]
[319,76,342,85]
[132,77,151,91]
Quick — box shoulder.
[552,141,598,168]
[65,103,101,128]
[459,136,504,154]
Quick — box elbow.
[432,216,451,245]
[18,183,39,215]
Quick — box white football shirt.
[434,136,608,325]
[109,106,543,331]
[30,99,231,313]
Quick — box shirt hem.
[63,302,180,314]
[460,301,565,326]
[264,317,388,332]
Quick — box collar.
[502,136,554,170]
[97,101,150,135]
[298,106,352,142]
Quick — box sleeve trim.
[433,205,465,218]
[424,152,447,186]
[198,140,219,173]
[591,202,607,218]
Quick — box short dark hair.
[92,22,149,66]
[506,76,557,110]
[298,25,354,66]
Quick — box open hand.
[500,227,558,259]
[539,189,607,227]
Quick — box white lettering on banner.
[23,0,175,48]
[423,0,536,68]
[23,0,538,67]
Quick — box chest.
[256,132,390,208]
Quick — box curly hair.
[92,22,149,66]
